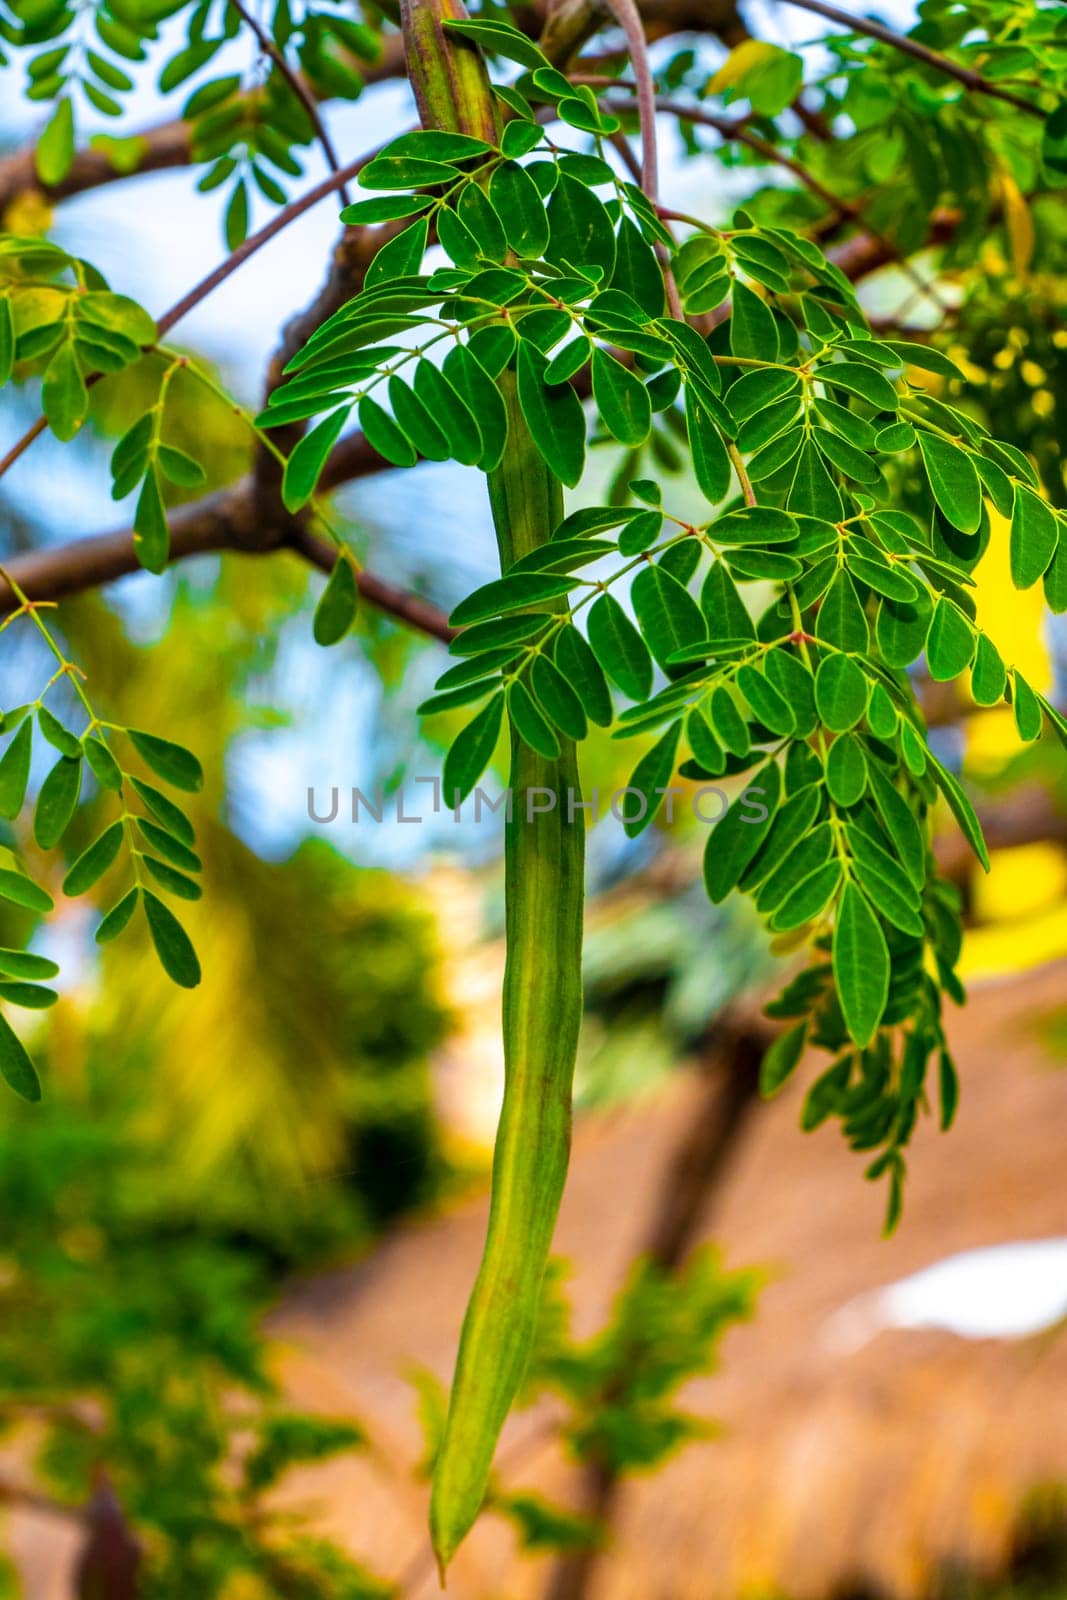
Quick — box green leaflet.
[756,824,833,915]
[613,216,665,316]
[34,755,81,849]
[133,469,169,574]
[926,597,975,681]
[1011,670,1043,743]
[876,589,932,668]
[313,556,358,647]
[530,655,586,741]
[96,888,139,945]
[516,342,585,487]
[631,564,705,669]
[586,594,653,701]
[414,361,484,467]
[708,685,750,757]
[916,433,982,534]
[847,554,918,603]
[820,360,898,412]
[36,95,75,186]
[389,375,451,461]
[282,408,348,511]
[441,16,550,70]
[63,821,124,897]
[703,760,782,904]
[766,650,818,738]
[42,342,88,442]
[1009,485,1058,590]
[0,950,57,981]
[847,824,921,913]
[759,1019,807,1097]
[591,349,651,447]
[443,693,505,805]
[143,890,201,988]
[358,396,418,467]
[0,1012,41,1102]
[825,732,867,806]
[340,194,434,225]
[450,573,576,627]
[833,882,889,1048]
[507,680,559,759]
[137,818,201,874]
[686,389,731,505]
[815,569,869,652]
[0,868,53,915]
[489,161,550,258]
[450,615,549,656]
[865,767,926,888]
[0,719,32,820]
[554,627,613,727]
[443,345,509,472]
[359,155,459,189]
[1044,533,1067,613]
[926,754,990,872]
[143,856,201,902]
[970,633,1006,706]
[130,779,195,846]
[622,722,682,838]
[729,281,778,361]
[546,174,616,280]
[700,560,754,642]
[686,709,726,775]
[789,439,844,520]
[128,728,203,792]
[366,217,429,289]
[0,298,13,388]
[740,783,822,890]
[736,664,795,735]
[770,860,842,932]
[814,654,868,731]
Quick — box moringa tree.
[0,0,1065,1576]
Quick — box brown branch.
[0,469,456,642]
[778,0,1044,118]
[0,117,193,211]
[288,524,456,641]
[227,0,352,206]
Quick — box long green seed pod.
[395,0,587,1575]
[430,381,585,1572]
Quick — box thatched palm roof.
[271,959,1067,1600]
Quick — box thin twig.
[228,0,352,205]
[0,478,456,642]
[597,2,683,319]
[727,441,756,506]
[778,0,1043,118]
[156,138,384,339]
[602,0,659,200]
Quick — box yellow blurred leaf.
[1001,171,1034,276]
[2,189,53,238]
[708,38,781,93]
[973,841,1067,925]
